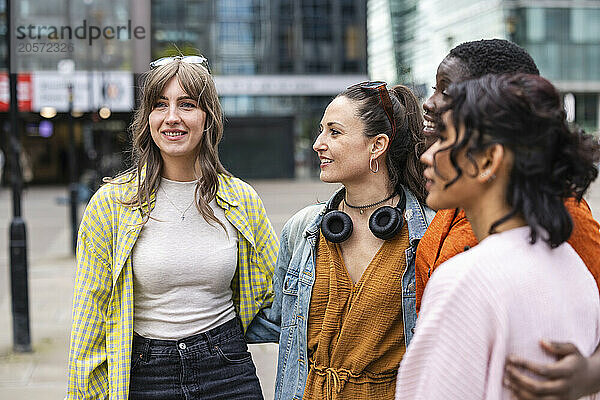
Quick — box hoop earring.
[369,158,379,173]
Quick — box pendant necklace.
[160,185,196,221]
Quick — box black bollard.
[9,217,31,352]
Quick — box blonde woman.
[66,56,278,400]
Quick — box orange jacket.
[415,198,600,313]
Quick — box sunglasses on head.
[355,81,397,141]
[149,55,210,71]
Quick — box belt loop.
[134,334,151,362]
[204,329,216,355]
[236,315,245,334]
[142,337,150,361]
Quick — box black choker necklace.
[344,192,396,215]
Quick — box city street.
[1,178,600,399]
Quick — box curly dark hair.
[340,83,427,204]
[448,39,540,78]
[438,73,599,247]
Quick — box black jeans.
[129,318,264,400]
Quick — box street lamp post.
[58,58,78,255]
[6,0,32,353]
[68,83,78,254]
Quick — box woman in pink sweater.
[395,73,600,399]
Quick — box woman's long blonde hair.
[112,59,230,227]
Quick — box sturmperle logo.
[15,19,146,46]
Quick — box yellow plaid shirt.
[66,173,278,399]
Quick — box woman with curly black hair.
[395,73,600,399]
[416,38,600,400]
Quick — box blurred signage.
[32,71,134,112]
[213,75,369,96]
[0,73,33,111]
[1,73,371,113]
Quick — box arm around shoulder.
[246,204,321,343]
[505,340,600,399]
[241,182,280,342]
[246,220,291,343]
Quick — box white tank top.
[131,177,238,339]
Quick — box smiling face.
[313,96,373,185]
[149,76,207,169]
[420,111,482,211]
[422,56,470,148]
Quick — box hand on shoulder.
[504,340,600,399]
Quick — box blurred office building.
[0,0,367,184]
[368,0,600,134]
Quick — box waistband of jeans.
[132,317,242,349]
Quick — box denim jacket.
[246,185,435,400]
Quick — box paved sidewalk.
[0,256,73,399]
[0,180,337,400]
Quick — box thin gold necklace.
[160,185,196,222]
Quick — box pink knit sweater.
[396,226,600,399]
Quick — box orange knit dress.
[303,224,410,400]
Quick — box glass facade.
[367,0,397,84]
[514,7,600,81]
[216,0,257,74]
[511,6,600,133]
[377,0,600,134]
[9,0,135,72]
[367,0,421,87]
[391,0,418,84]
[151,0,211,63]
[404,0,506,96]
[0,1,7,70]
[1,0,368,182]
[151,0,366,77]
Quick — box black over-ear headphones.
[320,189,406,243]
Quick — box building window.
[546,8,569,42]
[571,8,600,43]
[219,22,253,44]
[221,62,255,74]
[345,25,360,60]
[574,93,599,133]
[526,8,545,42]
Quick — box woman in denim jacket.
[249,82,434,400]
